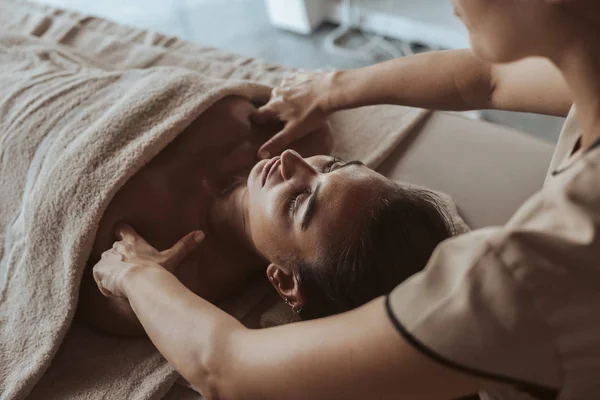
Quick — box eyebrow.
[300,160,364,231]
[337,160,364,169]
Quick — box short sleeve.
[386,228,562,397]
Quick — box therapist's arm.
[328,49,572,117]
[255,49,572,157]
[94,224,492,399]
[122,266,494,400]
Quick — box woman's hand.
[93,223,204,298]
[253,71,336,159]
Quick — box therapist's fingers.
[258,122,302,159]
[161,230,205,272]
[252,92,290,124]
[249,84,275,106]
[114,223,144,244]
[252,104,280,124]
[252,85,299,123]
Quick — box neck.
[552,28,600,149]
[209,183,263,268]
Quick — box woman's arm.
[489,57,572,116]
[224,298,496,400]
[121,265,242,396]
[94,224,493,400]
[328,49,571,117]
[122,265,493,400]
[255,49,572,157]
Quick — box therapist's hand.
[253,71,335,159]
[93,223,204,298]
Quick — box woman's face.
[246,150,392,266]
[452,0,567,63]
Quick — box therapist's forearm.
[121,267,491,400]
[325,49,493,112]
[122,266,243,395]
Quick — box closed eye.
[288,189,311,216]
[324,158,363,173]
[323,157,342,173]
[288,157,361,220]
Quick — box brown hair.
[294,185,454,319]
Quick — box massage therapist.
[93,1,600,398]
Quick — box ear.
[266,263,306,310]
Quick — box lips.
[261,156,281,187]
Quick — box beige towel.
[0,32,275,399]
[0,0,430,166]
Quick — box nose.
[280,149,317,181]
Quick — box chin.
[247,159,265,192]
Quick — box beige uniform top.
[387,107,600,400]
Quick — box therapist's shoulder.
[385,228,564,397]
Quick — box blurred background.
[32,0,565,143]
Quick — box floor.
[33,0,565,143]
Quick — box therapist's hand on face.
[253,71,334,159]
[93,223,204,298]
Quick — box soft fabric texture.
[0,32,276,399]
[0,0,430,169]
[0,2,468,400]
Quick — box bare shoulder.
[194,95,334,158]
[185,96,257,151]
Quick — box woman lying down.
[78,95,455,336]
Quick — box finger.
[92,267,113,297]
[93,267,121,298]
[162,231,205,271]
[112,241,125,253]
[114,223,138,242]
[250,85,274,105]
[258,123,301,159]
[272,86,292,98]
[281,71,303,86]
[114,223,153,249]
[101,249,122,261]
[280,73,297,85]
[93,269,111,297]
[252,102,284,124]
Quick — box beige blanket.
[0,31,283,399]
[0,0,430,169]
[0,4,431,398]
